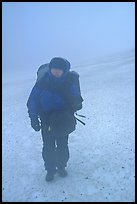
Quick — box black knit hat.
[49,57,70,72]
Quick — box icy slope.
[2,51,135,202]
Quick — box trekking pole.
[74,116,86,125]
[75,112,86,118]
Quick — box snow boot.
[45,172,55,182]
[57,168,68,177]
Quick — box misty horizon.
[2,2,135,82]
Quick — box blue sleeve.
[27,85,42,119]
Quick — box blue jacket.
[27,69,83,120]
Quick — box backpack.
[36,63,49,82]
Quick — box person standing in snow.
[27,57,83,181]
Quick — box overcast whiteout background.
[2,2,134,83]
[2,2,135,202]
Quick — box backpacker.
[36,62,84,125]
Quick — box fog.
[2,3,135,201]
[2,2,135,82]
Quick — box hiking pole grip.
[75,112,86,118]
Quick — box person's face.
[51,68,64,78]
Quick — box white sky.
[2,2,135,80]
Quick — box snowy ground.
[2,50,135,202]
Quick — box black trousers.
[41,127,69,173]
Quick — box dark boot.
[45,172,54,182]
[57,168,68,177]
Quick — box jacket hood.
[49,57,70,73]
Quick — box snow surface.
[2,51,135,202]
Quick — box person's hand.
[72,103,82,112]
[30,117,41,131]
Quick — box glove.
[72,103,82,112]
[30,117,41,131]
